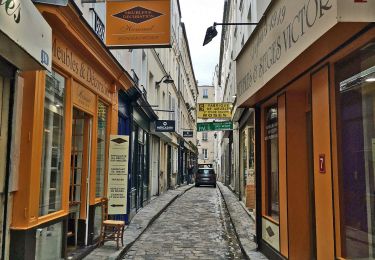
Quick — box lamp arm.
[155,75,168,85]
[213,22,258,26]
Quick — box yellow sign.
[197,103,232,119]
[106,0,171,48]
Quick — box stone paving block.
[217,182,268,260]
[84,185,193,260]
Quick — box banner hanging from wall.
[108,135,129,215]
[106,0,171,48]
[197,103,232,119]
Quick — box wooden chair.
[99,198,125,250]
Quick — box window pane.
[336,44,375,259]
[96,101,108,198]
[39,71,65,216]
[265,105,279,222]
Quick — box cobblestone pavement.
[217,183,268,260]
[122,187,246,260]
[84,185,193,260]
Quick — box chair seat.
[103,220,125,226]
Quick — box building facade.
[197,85,216,166]
[2,0,198,258]
[234,0,375,259]
[216,0,270,211]
[0,1,52,258]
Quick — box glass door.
[68,108,92,251]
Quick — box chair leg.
[116,226,120,250]
[121,226,124,246]
[99,226,104,246]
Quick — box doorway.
[67,108,92,251]
[167,145,172,189]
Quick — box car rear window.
[198,169,214,175]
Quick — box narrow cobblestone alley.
[122,187,246,259]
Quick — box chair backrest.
[100,197,109,221]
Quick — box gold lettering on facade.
[52,37,112,100]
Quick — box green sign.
[197,121,233,132]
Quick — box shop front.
[9,1,133,259]
[236,0,375,259]
[0,1,52,259]
[128,101,157,220]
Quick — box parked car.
[195,168,216,188]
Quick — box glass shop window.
[265,105,279,222]
[39,71,65,216]
[335,42,375,259]
[96,101,108,198]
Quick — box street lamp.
[155,74,174,87]
[203,22,258,46]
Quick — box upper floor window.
[203,89,208,99]
[202,149,208,159]
[202,133,208,141]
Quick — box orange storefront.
[9,2,133,259]
[236,0,375,259]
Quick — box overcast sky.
[179,0,224,86]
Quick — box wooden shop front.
[9,2,133,259]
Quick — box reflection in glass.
[39,71,65,216]
[265,105,279,222]
[96,101,107,198]
[336,45,375,259]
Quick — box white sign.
[0,0,52,71]
[108,135,129,215]
[236,0,375,106]
[262,217,280,251]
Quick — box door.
[68,108,92,250]
[137,142,143,209]
[167,145,172,189]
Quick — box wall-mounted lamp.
[155,74,174,87]
[203,22,258,46]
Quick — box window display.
[39,71,65,216]
[96,101,108,198]
[265,105,279,222]
[336,43,375,259]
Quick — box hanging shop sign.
[0,0,52,71]
[155,120,175,132]
[236,0,375,106]
[197,121,233,132]
[197,103,232,119]
[106,0,171,48]
[108,135,129,215]
[183,131,194,138]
